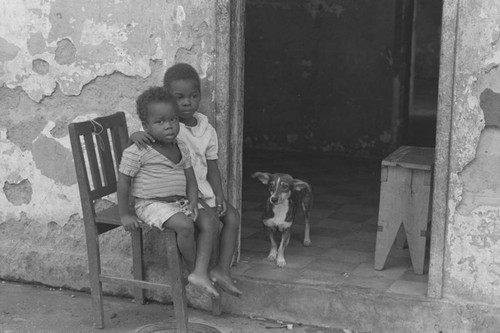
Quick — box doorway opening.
[237,0,443,297]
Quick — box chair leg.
[165,230,189,333]
[131,229,146,304]
[84,226,105,328]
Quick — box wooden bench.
[374,146,434,275]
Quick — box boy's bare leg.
[191,209,220,298]
[163,213,196,270]
[209,204,243,296]
[164,212,219,298]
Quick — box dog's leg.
[303,202,312,247]
[266,228,278,261]
[276,229,291,267]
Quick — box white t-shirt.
[177,112,218,206]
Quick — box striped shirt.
[119,140,192,199]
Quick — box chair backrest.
[69,112,129,215]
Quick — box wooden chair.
[68,112,189,331]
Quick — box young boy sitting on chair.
[117,87,219,298]
[131,63,242,296]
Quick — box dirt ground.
[0,280,353,333]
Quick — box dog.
[251,172,313,267]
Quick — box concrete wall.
[442,0,500,305]
[0,0,221,299]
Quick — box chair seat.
[95,205,122,225]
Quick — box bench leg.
[404,170,431,274]
[165,231,189,333]
[131,229,145,304]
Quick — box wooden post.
[391,0,416,149]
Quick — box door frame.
[215,0,246,263]
[427,0,459,298]
[221,0,457,298]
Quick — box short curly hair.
[163,63,201,91]
[135,87,179,122]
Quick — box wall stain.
[3,179,33,206]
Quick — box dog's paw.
[276,258,287,267]
[303,239,312,247]
[267,250,278,261]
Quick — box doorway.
[236,0,442,297]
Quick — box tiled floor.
[236,149,429,297]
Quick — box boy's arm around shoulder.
[129,131,154,149]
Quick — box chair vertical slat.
[110,121,128,176]
[96,129,116,188]
[83,133,102,190]
[68,124,105,328]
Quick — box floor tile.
[254,254,316,269]
[335,240,376,253]
[387,280,428,296]
[304,259,359,275]
[338,204,379,215]
[350,262,407,280]
[295,270,346,287]
[328,211,372,223]
[399,269,429,283]
[242,264,300,282]
[316,218,361,231]
[303,235,339,249]
[240,238,270,253]
[319,248,373,264]
[308,227,352,238]
[284,243,330,257]
[342,230,377,243]
[340,275,393,291]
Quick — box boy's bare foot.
[210,268,243,297]
[187,273,220,298]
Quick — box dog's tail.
[292,179,313,214]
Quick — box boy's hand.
[120,214,141,231]
[215,196,227,217]
[188,202,198,221]
[130,131,154,149]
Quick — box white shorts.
[134,198,194,230]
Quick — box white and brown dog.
[251,172,313,267]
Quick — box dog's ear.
[251,172,272,184]
[292,179,311,192]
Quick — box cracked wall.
[444,0,500,304]
[0,0,219,294]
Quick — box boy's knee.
[165,214,194,236]
[176,222,194,237]
[223,205,241,227]
[196,211,218,232]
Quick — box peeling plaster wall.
[444,0,500,305]
[0,0,220,296]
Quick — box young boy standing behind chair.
[118,87,219,298]
[131,63,243,296]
